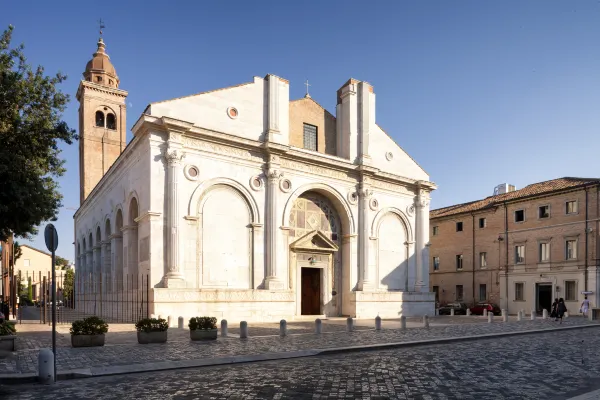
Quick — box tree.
[0,25,77,242]
[63,268,74,302]
[55,255,70,269]
[12,241,21,264]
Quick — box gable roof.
[20,244,52,257]
[431,177,600,219]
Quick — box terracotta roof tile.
[431,177,600,219]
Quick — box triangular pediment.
[290,230,339,252]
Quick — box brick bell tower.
[77,33,128,204]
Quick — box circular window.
[227,107,239,119]
[347,191,358,205]
[369,197,379,211]
[279,179,292,193]
[385,152,394,161]
[183,165,200,181]
[249,175,263,191]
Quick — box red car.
[470,302,501,316]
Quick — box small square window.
[479,218,486,228]
[515,282,524,301]
[538,205,549,219]
[432,226,439,236]
[566,240,577,260]
[23,259,30,267]
[456,254,463,270]
[303,123,318,151]
[515,210,525,222]
[480,252,487,268]
[566,201,578,214]
[515,245,525,264]
[433,256,440,271]
[456,222,463,232]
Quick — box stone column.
[102,241,111,293]
[86,249,93,293]
[414,187,430,292]
[93,245,102,293]
[264,162,284,290]
[110,234,122,292]
[357,182,373,291]
[406,241,415,291]
[163,148,186,287]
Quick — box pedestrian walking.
[580,296,590,318]
[550,298,558,319]
[556,298,567,324]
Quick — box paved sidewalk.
[1,316,597,380]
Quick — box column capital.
[164,148,185,166]
[265,167,284,182]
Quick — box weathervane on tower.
[98,18,105,37]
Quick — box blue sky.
[3,1,600,260]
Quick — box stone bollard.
[168,316,173,328]
[488,313,493,323]
[466,309,471,316]
[520,309,525,317]
[502,313,508,323]
[221,319,228,337]
[423,315,429,329]
[542,309,548,320]
[178,316,184,329]
[38,348,54,385]
[531,310,536,320]
[280,319,287,336]
[450,308,455,316]
[240,321,248,339]
[400,316,407,330]
[346,317,354,332]
[375,316,382,331]
[315,318,322,334]
[501,309,506,317]
[564,312,569,319]
[517,311,522,321]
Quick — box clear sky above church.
[3,0,600,260]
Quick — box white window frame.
[515,245,525,264]
[432,256,440,271]
[565,238,578,260]
[539,241,550,262]
[456,254,463,270]
[480,252,487,268]
[566,200,578,215]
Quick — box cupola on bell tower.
[77,34,128,204]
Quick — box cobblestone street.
[1,314,597,376]
[2,328,600,399]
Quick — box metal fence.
[21,272,149,324]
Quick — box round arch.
[114,206,124,231]
[282,183,355,234]
[188,178,260,224]
[370,207,413,242]
[104,216,112,237]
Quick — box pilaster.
[356,181,374,291]
[414,183,430,292]
[110,234,122,292]
[264,154,285,290]
[101,240,111,293]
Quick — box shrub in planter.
[70,316,108,348]
[0,321,16,353]
[188,316,218,341]
[135,318,169,344]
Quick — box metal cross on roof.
[304,79,311,97]
[98,18,106,36]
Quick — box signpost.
[44,224,58,382]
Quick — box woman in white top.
[581,296,590,317]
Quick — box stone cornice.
[77,80,128,101]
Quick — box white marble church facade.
[74,72,436,322]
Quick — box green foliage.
[69,316,108,335]
[12,242,22,263]
[188,317,217,331]
[0,25,77,242]
[0,321,16,336]
[55,256,69,268]
[135,318,169,333]
[27,277,32,302]
[62,268,74,300]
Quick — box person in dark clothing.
[556,298,567,324]
[550,298,558,319]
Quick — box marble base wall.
[351,291,436,319]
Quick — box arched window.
[106,113,116,130]
[95,111,105,127]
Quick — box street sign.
[43,223,58,382]
[44,224,58,252]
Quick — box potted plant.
[0,321,16,352]
[70,316,108,347]
[188,317,218,341]
[135,318,169,344]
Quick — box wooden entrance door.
[301,267,321,315]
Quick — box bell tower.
[77,33,128,204]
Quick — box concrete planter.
[71,334,105,348]
[0,335,15,352]
[190,329,218,341]
[137,331,168,344]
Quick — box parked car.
[438,302,468,315]
[470,302,501,316]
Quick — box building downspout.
[585,185,589,292]
[472,213,476,305]
[504,202,509,310]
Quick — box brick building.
[429,177,600,315]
